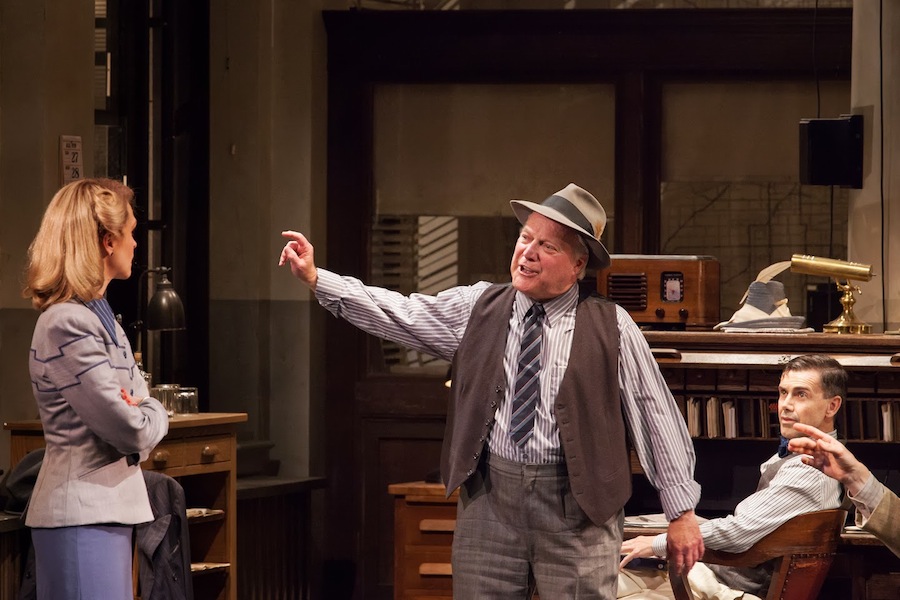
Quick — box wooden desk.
[5,412,248,600]
[625,524,883,547]
[623,524,899,600]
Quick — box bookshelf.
[645,331,900,443]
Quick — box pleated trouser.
[452,452,623,599]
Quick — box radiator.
[238,491,312,600]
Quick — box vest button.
[473,452,479,460]
[495,386,502,393]
[490,401,497,408]
[467,469,473,476]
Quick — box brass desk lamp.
[790,254,874,334]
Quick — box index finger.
[281,230,307,243]
[787,437,817,452]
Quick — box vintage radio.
[597,255,720,330]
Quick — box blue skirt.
[32,524,133,600]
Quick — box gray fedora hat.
[510,183,611,270]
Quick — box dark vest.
[443,284,631,526]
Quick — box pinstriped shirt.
[315,268,701,519]
[651,432,843,557]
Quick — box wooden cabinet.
[5,412,247,600]
[388,482,457,600]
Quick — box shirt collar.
[513,284,579,328]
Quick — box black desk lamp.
[133,267,186,384]
[146,267,186,331]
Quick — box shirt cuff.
[313,268,344,316]
[850,474,884,521]
[657,480,702,522]
[652,534,668,558]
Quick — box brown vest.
[442,284,631,526]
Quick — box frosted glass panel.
[374,83,615,218]
[661,82,851,327]
[663,81,851,182]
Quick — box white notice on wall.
[60,135,84,184]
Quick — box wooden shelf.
[642,332,900,443]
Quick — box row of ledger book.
[683,396,778,439]
[840,399,900,442]
[878,401,900,441]
[681,396,900,442]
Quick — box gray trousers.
[452,452,623,599]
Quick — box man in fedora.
[279,183,703,598]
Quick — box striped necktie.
[510,303,545,447]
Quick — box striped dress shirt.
[651,432,843,557]
[315,268,701,519]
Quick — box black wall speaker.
[799,114,863,188]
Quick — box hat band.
[542,195,594,238]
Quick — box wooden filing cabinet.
[388,482,457,600]
[389,481,552,600]
[5,412,247,600]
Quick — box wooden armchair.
[670,509,847,600]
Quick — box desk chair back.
[670,508,847,600]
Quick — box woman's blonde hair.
[23,178,134,311]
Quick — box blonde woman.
[23,178,168,600]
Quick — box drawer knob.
[153,450,170,464]
[202,445,220,458]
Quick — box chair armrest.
[667,509,847,600]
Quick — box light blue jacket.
[26,300,169,527]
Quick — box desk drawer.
[144,440,186,470]
[399,547,453,593]
[183,436,232,466]
[397,506,456,547]
[143,435,233,472]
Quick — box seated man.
[619,354,846,599]
[789,421,900,558]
